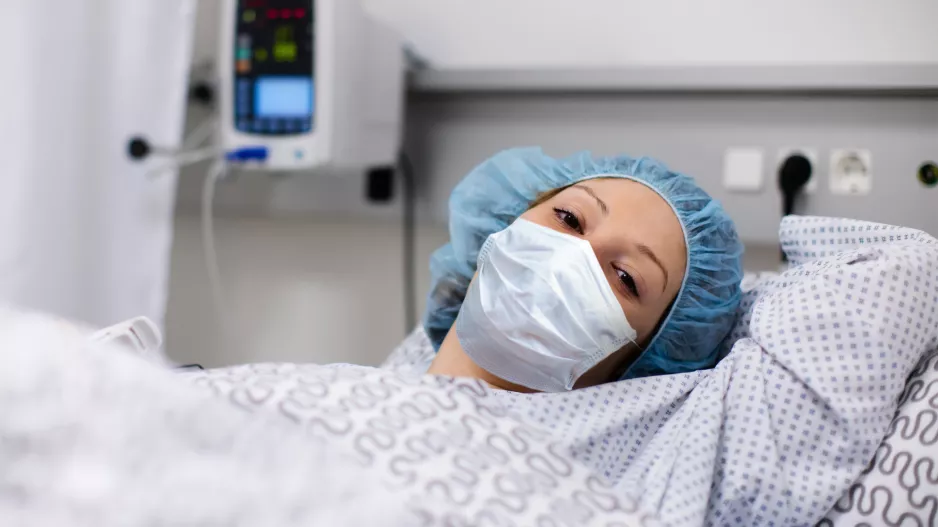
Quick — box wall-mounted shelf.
[410,65,938,95]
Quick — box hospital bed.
[1,216,936,526]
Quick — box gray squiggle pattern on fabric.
[182,363,662,527]
[819,350,938,527]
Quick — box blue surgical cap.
[423,147,744,379]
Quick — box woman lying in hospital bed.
[3,148,937,527]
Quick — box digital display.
[254,76,313,118]
[235,0,314,135]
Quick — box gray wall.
[409,93,938,242]
[178,93,938,244]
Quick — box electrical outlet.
[778,148,818,194]
[830,149,872,196]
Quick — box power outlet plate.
[830,149,872,196]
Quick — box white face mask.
[455,219,637,392]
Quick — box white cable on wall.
[201,160,230,340]
[182,115,218,150]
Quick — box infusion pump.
[218,0,404,172]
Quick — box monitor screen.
[254,76,313,118]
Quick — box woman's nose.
[584,234,612,262]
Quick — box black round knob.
[918,162,938,188]
[190,83,215,106]
[127,137,151,161]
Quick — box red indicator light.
[267,9,278,19]
[281,9,292,18]
[294,8,306,18]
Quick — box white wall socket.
[777,148,818,194]
[830,149,872,196]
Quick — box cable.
[182,115,217,150]
[179,145,228,166]
[146,145,226,177]
[202,160,230,338]
[398,151,417,334]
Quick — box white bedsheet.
[0,308,404,527]
[0,306,658,527]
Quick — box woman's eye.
[553,208,583,234]
[617,268,640,297]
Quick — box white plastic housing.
[218,0,405,173]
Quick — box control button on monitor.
[243,10,256,22]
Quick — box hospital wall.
[165,1,938,367]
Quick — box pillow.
[819,347,938,526]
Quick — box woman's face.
[519,178,687,384]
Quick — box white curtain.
[0,1,195,328]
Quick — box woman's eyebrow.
[573,185,608,215]
[637,243,669,292]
